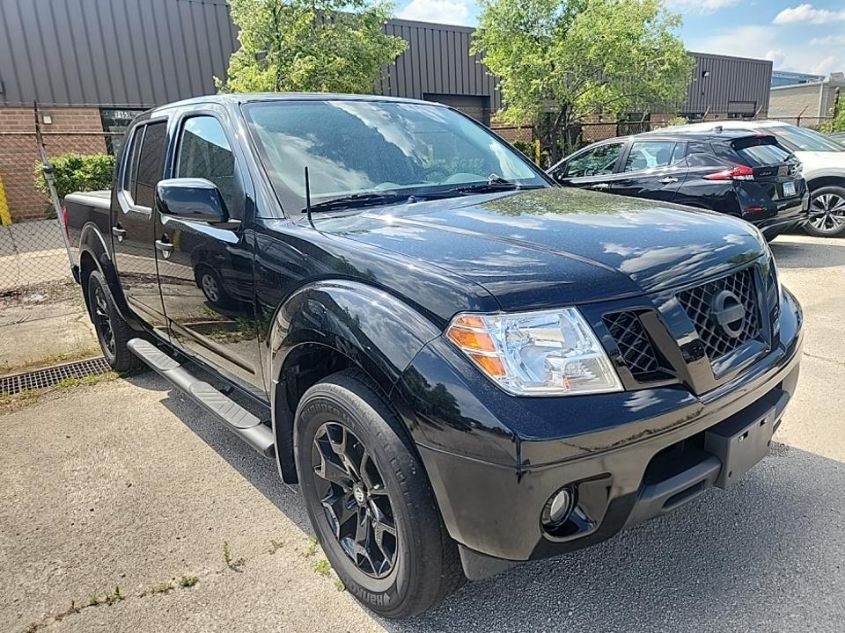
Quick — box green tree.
[472,0,694,163]
[822,90,844,133]
[218,0,407,94]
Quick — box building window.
[100,109,146,156]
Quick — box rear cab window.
[121,120,168,210]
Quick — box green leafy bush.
[511,140,534,159]
[34,153,115,201]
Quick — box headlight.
[446,308,623,396]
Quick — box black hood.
[317,188,767,311]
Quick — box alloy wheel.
[310,422,398,578]
[93,285,116,356]
[201,273,220,303]
[809,192,845,234]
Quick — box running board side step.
[127,338,275,458]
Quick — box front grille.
[603,311,669,381]
[676,268,761,361]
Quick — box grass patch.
[334,579,346,592]
[223,540,244,571]
[178,575,199,588]
[303,537,319,558]
[313,559,331,577]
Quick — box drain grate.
[1,357,112,396]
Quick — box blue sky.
[395,1,844,75]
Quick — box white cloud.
[397,0,471,26]
[773,3,845,24]
[666,0,740,14]
[689,24,844,75]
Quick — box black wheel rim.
[809,193,845,234]
[93,285,116,357]
[311,422,398,579]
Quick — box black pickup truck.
[64,94,803,618]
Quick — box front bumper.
[390,288,803,571]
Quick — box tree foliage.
[472,0,694,162]
[34,153,115,201]
[218,0,407,94]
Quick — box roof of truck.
[150,92,438,112]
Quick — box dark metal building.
[683,52,773,118]
[0,0,770,121]
[0,0,499,123]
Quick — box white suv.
[665,120,845,237]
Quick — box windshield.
[242,100,546,213]
[771,124,843,152]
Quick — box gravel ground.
[0,233,843,633]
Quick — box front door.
[111,119,169,336]
[155,112,264,393]
[550,141,626,193]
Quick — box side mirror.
[156,178,228,224]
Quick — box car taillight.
[704,165,755,181]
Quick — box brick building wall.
[0,107,107,221]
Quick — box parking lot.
[1,234,844,633]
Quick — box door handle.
[590,183,610,191]
[659,176,679,185]
[112,226,126,242]
[155,239,173,259]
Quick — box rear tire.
[295,369,464,618]
[87,270,141,373]
[805,186,845,237]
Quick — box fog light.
[542,486,575,528]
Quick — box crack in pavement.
[803,351,845,368]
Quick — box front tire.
[87,270,141,372]
[295,369,463,618]
[805,186,845,237]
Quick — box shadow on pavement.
[770,235,845,269]
[123,372,844,633]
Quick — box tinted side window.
[134,121,167,209]
[684,141,724,168]
[565,143,624,178]
[176,116,240,218]
[123,127,144,199]
[623,141,678,172]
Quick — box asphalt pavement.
[1,233,843,633]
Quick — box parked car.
[663,120,845,237]
[829,131,845,148]
[548,130,809,240]
[64,94,803,618]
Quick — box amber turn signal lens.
[446,327,495,352]
[468,352,506,378]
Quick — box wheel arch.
[78,223,130,319]
[806,174,845,192]
[268,281,442,483]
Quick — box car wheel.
[195,266,232,308]
[87,270,141,372]
[295,369,464,618]
[805,186,845,237]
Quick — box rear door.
[112,119,169,335]
[155,109,264,393]
[609,140,687,202]
[550,140,627,192]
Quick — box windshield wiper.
[301,192,411,214]
[448,177,543,195]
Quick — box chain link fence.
[0,123,120,296]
